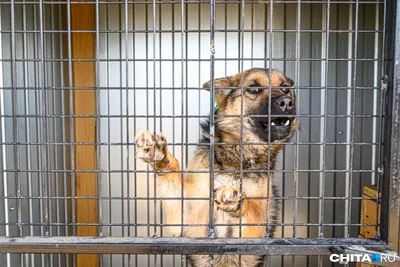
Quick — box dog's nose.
[275,96,293,111]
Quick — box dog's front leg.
[214,186,267,237]
[135,130,183,235]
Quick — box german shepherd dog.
[135,68,297,267]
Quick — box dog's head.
[203,68,297,143]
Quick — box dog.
[135,68,297,267]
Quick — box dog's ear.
[283,76,294,87]
[202,73,243,95]
[202,76,232,96]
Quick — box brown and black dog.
[135,68,297,267]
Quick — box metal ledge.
[0,237,388,255]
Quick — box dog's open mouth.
[262,117,295,128]
[253,116,296,141]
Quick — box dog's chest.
[214,174,264,196]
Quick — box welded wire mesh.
[0,0,392,267]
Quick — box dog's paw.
[214,186,243,212]
[135,130,168,164]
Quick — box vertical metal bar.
[11,8,23,267]
[250,3,254,68]
[317,5,329,265]
[10,0,22,239]
[124,0,131,266]
[265,0,273,240]
[33,5,46,265]
[158,8,163,266]
[21,0,34,247]
[144,3,150,266]
[179,3,185,267]
[180,0,184,239]
[152,0,157,241]
[40,2,50,266]
[0,5,12,266]
[50,4,59,266]
[198,2,202,140]
[158,5,164,266]
[347,0,360,238]
[332,5,340,251]
[32,8,44,265]
[359,2,367,203]
[105,4,113,267]
[131,2,138,266]
[21,3,37,265]
[306,7,313,267]
[39,0,49,239]
[119,5,125,258]
[237,4,240,75]
[159,0,162,136]
[319,1,327,234]
[238,0,245,240]
[50,3,60,263]
[66,2,76,266]
[388,0,400,252]
[371,0,380,186]
[320,0,330,239]
[208,0,216,240]
[120,0,127,261]
[238,2,245,266]
[171,0,176,163]
[184,0,189,167]
[344,3,353,237]
[281,2,287,248]
[293,0,301,240]
[375,0,386,239]
[224,2,227,76]
[95,0,103,245]
[57,2,69,266]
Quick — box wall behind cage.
[0,2,384,267]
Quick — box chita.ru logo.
[329,253,396,264]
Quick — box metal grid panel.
[0,0,397,267]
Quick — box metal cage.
[0,0,399,267]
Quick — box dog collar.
[214,96,220,110]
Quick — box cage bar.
[0,236,388,255]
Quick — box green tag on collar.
[214,96,220,110]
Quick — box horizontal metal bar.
[0,58,385,62]
[0,223,380,227]
[0,237,387,255]
[0,141,382,146]
[0,86,382,90]
[0,195,380,201]
[0,1,387,4]
[0,114,383,119]
[0,169,382,173]
[0,29,385,34]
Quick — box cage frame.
[0,0,399,264]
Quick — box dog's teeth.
[284,119,290,126]
[271,122,276,126]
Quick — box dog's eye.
[246,84,260,94]
[280,82,290,94]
